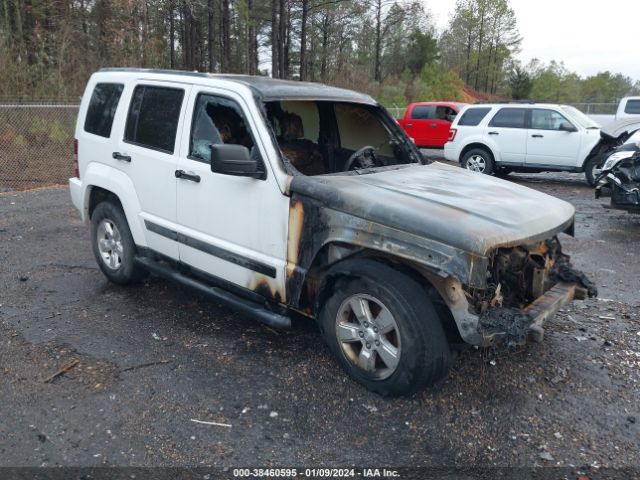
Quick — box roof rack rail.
[474,100,537,105]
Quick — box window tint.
[457,107,491,126]
[190,94,259,164]
[124,85,184,153]
[624,99,640,114]
[531,109,572,130]
[411,105,436,120]
[489,108,527,128]
[84,83,124,138]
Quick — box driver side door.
[525,108,582,167]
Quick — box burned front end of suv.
[595,147,640,214]
[467,238,597,347]
[286,163,597,350]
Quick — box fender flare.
[81,162,147,246]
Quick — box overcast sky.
[428,0,640,81]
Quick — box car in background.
[444,103,639,185]
[397,102,466,148]
[614,97,640,121]
[595,130,640,214]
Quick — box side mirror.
[559,122,577,132]
[210,144,263,179]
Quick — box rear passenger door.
[486,108,528,164]
[405,105,435,146]
[116,81,191,259]
[433,105,457,147]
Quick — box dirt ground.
[0,159,639,475]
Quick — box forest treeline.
[0,0,638,104]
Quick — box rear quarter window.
[624,100,640,114]
[457,107,491,126]
[124,85,185,153]
[84,83,124,138]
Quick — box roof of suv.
[99,68,376,104]
[467,102,567,109]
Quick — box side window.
[411,105,436,120]
[84,83,124,138]
[457,107,491,126]
[488,108,527,128]
[624,99,640,114]
[124,85,184,153]
[531,109,573,130]
[435,105,456,121]
[189,94,259,163]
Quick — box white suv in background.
[444,103,619,185]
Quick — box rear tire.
[584,156,604,187]
[90,201,147,285]
[318,260,451,396]
[461,148,494,175]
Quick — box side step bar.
[134,256,291,329]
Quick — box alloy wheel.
[335,294,401,379]
[96,218,124,270]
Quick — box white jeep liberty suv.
[69,69,596,396]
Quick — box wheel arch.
[82,162,146,246]
[459,142,498,164]
[301,246,463,345]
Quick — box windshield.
[264,100,422,176]
[560,105,600,129]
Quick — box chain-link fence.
[0,100,79,192]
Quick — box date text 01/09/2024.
[231,468,400,477]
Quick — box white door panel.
[116,81,191,259]
[175,87,289,301]
[485,127,527,163]
[526,130,581,166]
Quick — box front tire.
[319,260,451,396]
[461,148,494,175]
[584,156,604,187]
[90,201,147,285]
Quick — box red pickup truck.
[397,102,466,148]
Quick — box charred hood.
[289,162,575,256]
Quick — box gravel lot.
[1,158,639,473]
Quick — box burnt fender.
[285,193,487,310]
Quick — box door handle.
[406,123,413,128]
[531,134,544,138]
[488,131,499,135]
[112,152,131,162]
[430,123,437,128]
[175,170,201,183]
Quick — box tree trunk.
[320,14,329,82]
[271,0,278,77]
[221,0,230,71]
[299,0,308,80]
[278,0,286,78]
[207,0,214,71]
[473,9,485,90]
[374,0,382,82]
[169,0,176,68]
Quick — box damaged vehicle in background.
[70,69,596,397]
[585,119,640,186]
[595,130,640,214]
